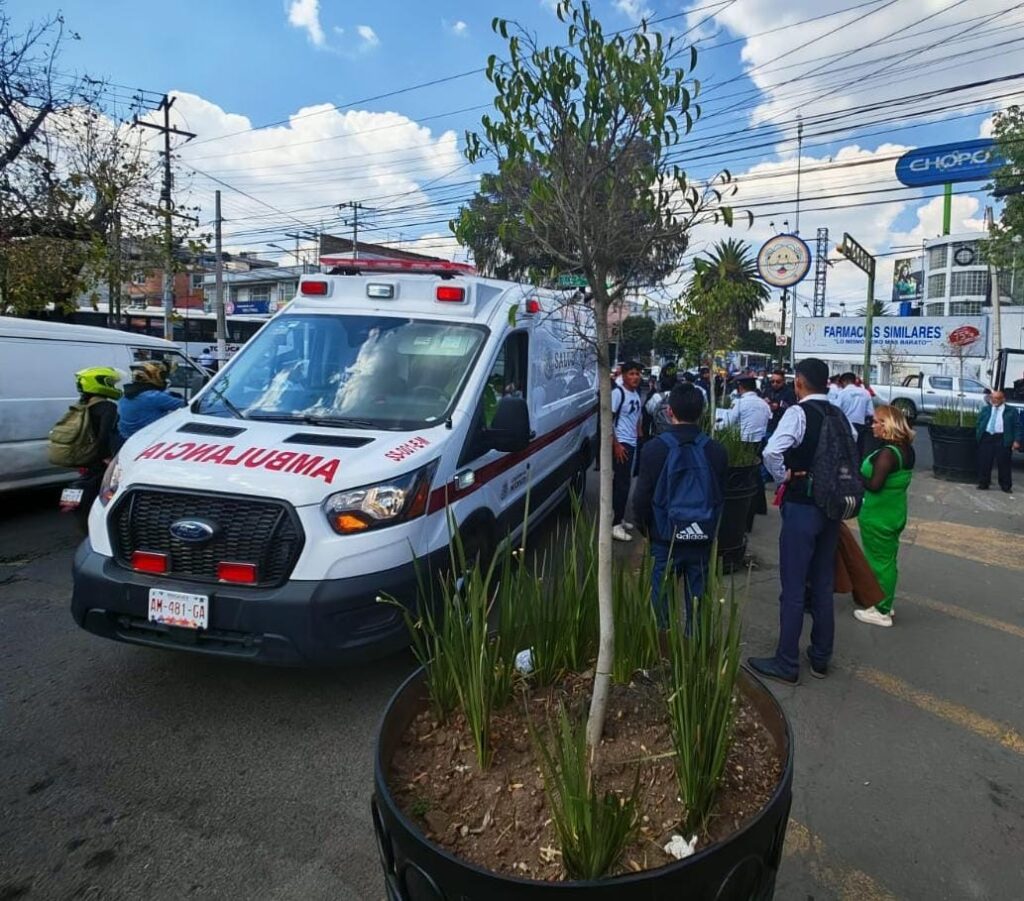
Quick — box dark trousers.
[977,434,1012,490]
[650,542,710,630]
[776,502,840,674]
[612,443,635,525]
[854,423,871,460]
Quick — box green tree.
[692,239,770,336]
[988,105,1024,270]
[855,299,889,317]
[675,273,741,413]
[653,320,686,360]
[618,314,655,361]
[743,328,777,357]
[455,0,739,748]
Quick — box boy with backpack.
[610,361,645,542]
[749,357,863,685]
[633,383,728,629]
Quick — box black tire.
[892,397,917,422]
[457,519,494,572]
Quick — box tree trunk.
[586,301,615,752]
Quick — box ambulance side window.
[461,332,529,463]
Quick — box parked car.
[871,372,989,422]
[0,317,208,493]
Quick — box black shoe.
[747,656,800,686]
[806,650,827,680]
[977,484,990,490]
[1001,486,1013,494]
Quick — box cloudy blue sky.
[9,0,1024,311]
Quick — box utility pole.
[214,190,226,367]
[339,201,368,258]
[134,95,196,341]
[790,115,804,370]
[284,231,306,271]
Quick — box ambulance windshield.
[195,314,488,430]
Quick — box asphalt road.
[2,448,1023,899]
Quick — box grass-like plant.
[664,559,744,834]
[931,400,979,428]
[531,703,641,880]
[611,554,660,683]
[715,423,760,467]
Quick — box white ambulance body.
[71,259,597,664]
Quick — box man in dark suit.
[976,391,1022,494]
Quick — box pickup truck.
[871,373,989,422]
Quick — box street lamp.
[267,242,303,269]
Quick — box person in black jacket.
[633,383,728,628]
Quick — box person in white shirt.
[837,372,873,455]
[827,375,842,405]
[719,376,771,443]
[750,358,858,685]
[610,361,644,541]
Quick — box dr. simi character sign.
[757,234,812,288]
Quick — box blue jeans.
[650,542,710,630]
[776,502,840,674]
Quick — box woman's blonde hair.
[873,404,915,445]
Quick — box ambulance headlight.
[323,460,439,534]
[99,455,122,506]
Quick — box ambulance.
[71,259,598,664]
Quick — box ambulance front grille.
[109,488,304,587]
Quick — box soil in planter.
[387,672,784,882]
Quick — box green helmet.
[75,366,123,400]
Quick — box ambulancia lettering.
[385,436,431,463]
[134,441,341,484]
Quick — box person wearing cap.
[117,362,187,444]
[748,357,857,685]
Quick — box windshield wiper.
[204,379,246,420]
[245,413,375,429]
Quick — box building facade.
[922,232,1024,317]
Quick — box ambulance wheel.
[458,520,494,571]
[568,458,588,502]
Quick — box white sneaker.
[622,521,635,532]
[612,524,632,542]
[854,607,893,628]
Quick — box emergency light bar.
[320,257,476,277]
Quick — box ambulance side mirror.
[487,396,531,453]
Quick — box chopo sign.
[947,325,980,348]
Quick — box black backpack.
[808,404,864,520]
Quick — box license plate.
[148,588,209,630]
[60,488,84,505]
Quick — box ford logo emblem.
[169,519,217,544]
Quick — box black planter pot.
[928,423,978,483]
[372,667,794,901]
[718,463,761,569]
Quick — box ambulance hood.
[117,413,441,507]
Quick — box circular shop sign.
[947,324,980,347]
[757,234,812,288]
[953,245,976,266]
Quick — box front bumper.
[70,542,446,665]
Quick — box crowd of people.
[608,356,938,685]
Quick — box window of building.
[949,271,988,296]
[249,285,271,304]
[189,273,205,291]
[951,241,978,267]
[927,273,946,299]
[925,302,945,316]
[949,301,982,316]
[927,245,948,269]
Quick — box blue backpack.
[652,432,722,544]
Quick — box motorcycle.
[59,469,102,534]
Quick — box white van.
[70,260,598,664]
[0,317,209,493]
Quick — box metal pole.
[214,190,226,367]
[989,260,1002,365]
[942,183,952,236]
[161,98,174,342]
[863,264,876,386]
[791,116,803,370]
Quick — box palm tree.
[692,239,771,336]
[855,299,890,317]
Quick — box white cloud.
[168,92,468,258]
[287,0,325,48]
[686,0,1024,132]
[449,20,469,37]
[616,0,652,21]
[979,116,995,139]
[357,24,380,49]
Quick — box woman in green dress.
[854,404,915,628]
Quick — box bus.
[68,306,272,362]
